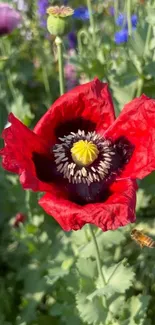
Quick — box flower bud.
[13,213,26,227]
[0,3,21,36]
[47,6,74,36]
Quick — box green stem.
[86,0,95,44]
[136,78,143,97]
[127,0,132,36]
[88,225,106,286]
[77,30,90,54]
[25,190,32,221]
[114,0,119,22]
[42,65,51,98]
[55,36,65,95]
[0,40,16,101]
[144,24,152,57]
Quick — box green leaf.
[146,8,155,25]
[8,92,34,124]
[80,229,126,258]
[128,29,145,57]
[103,261,135,294]
[46,267,69,286]
[136,189,151,211]
[130,295,151,322]
[111,82,137,111]
[87,285,115,301]
[87,261,135,300]
[140,171,155,194]
[109,294,125,316]
[76,292,107,325]
[144,62,155,78]
[36,315,60,325]
[76,258,97,279]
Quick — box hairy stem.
[25,190,32,221]
[114,0,119,21]
[55,36,65,95]
[127,0,132,36]
[136,78,143,97]
[88,225,106,286]
[86,0,95,44]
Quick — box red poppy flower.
[1,78,155,231]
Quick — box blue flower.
[114,13,138,44]
[114,29,129,44]
[37,0,48,27]
[131,14,138,28]
[68,32,77,49]
[109,7,115,16]
[116,13,126,27]
[116,13,137,28]
[73,6,89,20]
[38,0,48,16]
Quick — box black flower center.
[53,130,116,186]
[33,129,134,205]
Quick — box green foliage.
[1,0,155,325]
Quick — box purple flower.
[37,0,48,16]
[73,6,89,20]
[68,32,77,49]
[109,7,115,16]
[37,0,49,27]
[0,3,21,36]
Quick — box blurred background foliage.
[1,0,155,324]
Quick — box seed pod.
[47,6,74,36]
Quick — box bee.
[131,229,155,248]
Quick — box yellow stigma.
[71,140,99,167]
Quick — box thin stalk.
[88,225,106,286]
[55,36,65,95]
[136,78,143,97]
[0,40,16,101]
[86,0,95,44]
[6,69,16,101]
[144,24,152,57]
[42,65,51,98]
[114,0,119,21]
[25,190,32,221]
[77,30,90,54]
[127,0,132,36]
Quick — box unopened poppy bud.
[47,6,74,36]
[14,213,26,227]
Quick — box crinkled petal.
[105,95,155,179]
[39,179,137,231]
[0,113,54,192]
[34,78,115,146]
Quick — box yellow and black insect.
[131,229,155,248]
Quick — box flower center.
[53,130,115,186]
[71,140,99,166]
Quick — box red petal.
[0,113,53,192]
[39,179,137,232]
[105,95,155,179]
[34,78,115,146]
